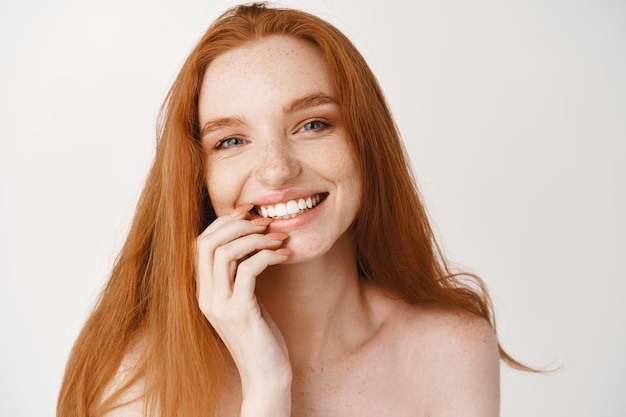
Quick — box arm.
[196,204,292,417]
[102,206,291,417]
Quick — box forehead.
[198,35,333,119]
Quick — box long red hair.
[58,3,524,416]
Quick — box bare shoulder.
[98,338,148,417]
[365,286,500,416]
[411,305,500,416]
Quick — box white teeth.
[275,203,287,217]
[257,194,323,219]
[287,200,299,215]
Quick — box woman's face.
[198,35,361,262]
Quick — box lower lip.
[257,198,326,232]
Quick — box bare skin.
[102,35,500,416]
[197,35,499,416]
[216,282,500,417]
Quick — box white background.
[1,0,624,415]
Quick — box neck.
[255,233,375,369]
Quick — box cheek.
[345,178,363,220]
[337,153,362,201]
[351,178,363,207]
[205,166,239,217]
[343,166,363,219]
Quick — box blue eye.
[215,137,245,149]
[303,120,328,131]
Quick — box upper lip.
[248,190,326,207]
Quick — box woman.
[58,3,524,416]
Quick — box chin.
[282,227,357,264]
[282,235,334,263]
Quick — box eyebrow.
[283,92,339,114]
[200,116,245,138]
[199,93,338,138]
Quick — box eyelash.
[301,119,331,132]
[214,137,245,150]
[212,119,332,150]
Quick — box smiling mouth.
[254,193,327,219]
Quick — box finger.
[199,216,271,246]
[200,203,256,236]
[232,248,291,299]
[212,233,288,298]
[196,217,272,272]
[196,217,272,294]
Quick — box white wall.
[1,0,624,415]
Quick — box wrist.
[240,377,292,417]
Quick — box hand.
[195,204,292,413]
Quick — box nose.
[253,140,302,186]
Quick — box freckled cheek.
[340,165,363,212]
[206,167,247,217]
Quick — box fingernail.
[230,204,255,217]
[251,217,273,226]
[266,232,288,241]
[276,248,292,256]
